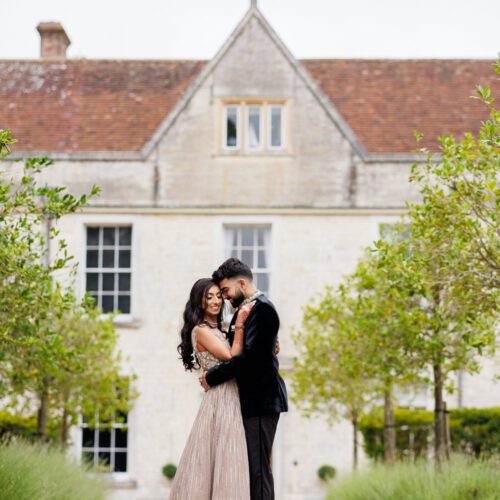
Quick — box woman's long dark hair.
[178,278,223,371]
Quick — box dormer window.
[221,99,288,153]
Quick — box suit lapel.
[227,311,237,346]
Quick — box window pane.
[118,227,131,246]
[114,452,127,472]
[226,107,238,147]
[102,295,114,313]
[258,250,267,268]
[255,273,269,293]
[82,428,95,447]
[102,273,115,291]
[270,107,282,148]
[102,250,115,268]
[86,250,98,268]
[87,227,99,246]
[119,250,131,268]
[231,229,238,246]
[242,227,254,246]
[115,428,128,448]
[103,228,115,246]
[118,295,131,314]
[247,107,261,149]
[257,228,266,246]
[86,273,99,292]
[98,452,111,471]
[99,429,111,448]
[118,273,131,292]
[82,451,95,467]
[241,250,253,267]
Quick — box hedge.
[359,407,500,460]
[0,411,58,442]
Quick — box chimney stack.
[37,22,70,59]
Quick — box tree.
[399,66,499,462]
[0,130,136,443]
[292,285,375,469]
[292,244,423,466]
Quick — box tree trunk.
[443,401,451,461]
[433,363,445,463]
[60,407,69,448]
[37,378,50,440]
[351,411,359,470]
[383,388,396,464]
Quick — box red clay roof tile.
[1,58,497,154]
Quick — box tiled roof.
[302,59,497,153]
[0,58,497,155]
[0,59,206,152]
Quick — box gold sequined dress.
[169,327,250,500]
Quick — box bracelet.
[235,324,244,330]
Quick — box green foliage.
[0,411,58,442]
[0,131,136,443]
[450,407,500,457]
[162,463,177,479]
[0,440,106,499]
[359,407,500,460]
[326,455,500,500]
[318,464,336,482]
[360,408,434,460]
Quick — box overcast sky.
[0,0,499,60]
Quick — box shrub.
[162,462,177,479]
[359,407,500,460]
[450,408,500,457]
[0,440,106,499]
[327,455,500,500]
[360,408,433,460]
[0,411,58,443]
[318,464,336,482]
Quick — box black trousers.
[242,414,280,500]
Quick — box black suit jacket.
[205,295,288,418]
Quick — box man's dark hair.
[212,258,253,283]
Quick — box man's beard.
[230,288,245,308]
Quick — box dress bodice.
[191,326,229,371]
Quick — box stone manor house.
[1,3,498,499]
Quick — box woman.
[169,278,252,500]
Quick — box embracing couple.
[170,258,288,500]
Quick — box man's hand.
[236,301,255,324]
[199,371,210,392]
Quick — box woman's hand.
[236,301,255,325]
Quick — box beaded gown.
[169,326,250,500]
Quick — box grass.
[0,440,107,500]
[327,455,500,500]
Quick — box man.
[200,258,288,500]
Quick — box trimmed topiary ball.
[162,463,177,479]
[318,464,336,482]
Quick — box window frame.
[215,215,280,302]
[80,412,129,475]
[77,215,140,326]
[84,226,132,317]
[219,99,288,154]
[225,225,272,296]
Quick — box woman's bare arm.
[196,303,254,361]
